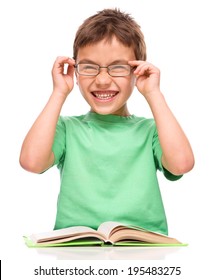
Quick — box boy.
[19,9,194,235]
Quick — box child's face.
[75,37,136,116]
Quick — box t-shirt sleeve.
[152,127,183,181]
[52,116,66,167]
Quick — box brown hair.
[73,8,146,61]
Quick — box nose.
[95,68,112,86]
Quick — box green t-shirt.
[52,112,182,235]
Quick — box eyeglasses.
[75,63,133,77]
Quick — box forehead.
[76,37,136,64]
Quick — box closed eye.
[110,65,127,70]
[82,64,98,70]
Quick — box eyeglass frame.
[74,63,134,77]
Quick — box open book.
[24,221,186,247]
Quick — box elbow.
[19,153,45,174]
[163,153,195,176]
[170,155,195,176]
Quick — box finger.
[134,64,152,75]
[129,60,157,70]
[67,63,75,77]
[52,57,75,75]
[134,63,159,77]
[128,60,145,66]
[128,60,151,75]
[65,57,76,67]
[52,57,66,74]
[62,58,75,76]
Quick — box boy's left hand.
[128,61,161,98]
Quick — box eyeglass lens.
[76,64,131,76]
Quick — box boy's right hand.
[52,56,75,97]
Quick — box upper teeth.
[94,93,116,98]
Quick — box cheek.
[123,76,136,93]
[130,75,136,88]
[76,77,89,97]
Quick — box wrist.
[52,89,68,101]
[50,90,68,107]
[144,89,163,103]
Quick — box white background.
[0,0,214,278]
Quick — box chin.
[91,109,112,115]
[90,106,116,115]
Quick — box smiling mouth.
[91,91,118,101]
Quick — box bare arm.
[129,60,195,175]
[19,57,75,173]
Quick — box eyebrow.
[77,59,129,65]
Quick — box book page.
[97,222,181,244]
[110,229,181,244]
[97,221,125,240]
[30,226,98,243]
